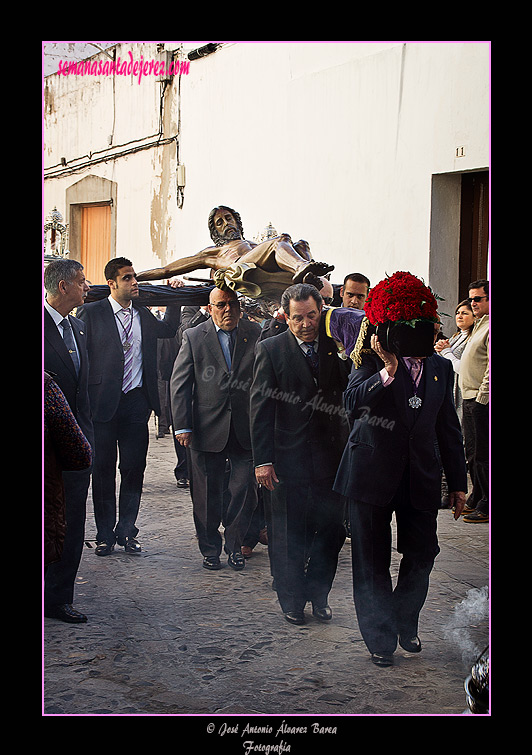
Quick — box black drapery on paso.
[84,283,214,307]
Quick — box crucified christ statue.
[136,206,334,302]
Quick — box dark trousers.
[157,378,172,435]
[44,468,91,607]
[172,431,189,481]
[349,471,440,655]
[267,477,346,614]
[91,388,151,545]
[242,486,266,548]
[462,399,489,514]
[189,427,257,558]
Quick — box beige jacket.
[458,314,489,404]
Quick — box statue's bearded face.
[212,208,241,241]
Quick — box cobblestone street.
[43,421,489,732]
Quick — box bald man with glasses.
[170,286,261,570]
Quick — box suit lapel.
[416,356,438,421]
[70,316,87,373]
[44,309,78,380]
[204,319,230,374]
[135,302,150,336]
[317,320,335,389]
[285,330,316,394]
[231,321,249,374]
[392,361,418,429]
[103,298,125,349]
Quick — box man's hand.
[371,334,398,377]
[176,432,192,447]
[255,464,279,491]
[450,491,467,519]
[168,277,185,288]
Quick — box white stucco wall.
[43,41,489,292]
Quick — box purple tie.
[409,358,422,386]
[119,308,134,393]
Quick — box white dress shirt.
[108,296,143,391]
[44,298,80,365]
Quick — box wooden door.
[459,172,489,300]
[80,203,111,284]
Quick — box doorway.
[66,175,117,283]
[458,171,489,300]
[80,203,112,284]
[429,169,489,333]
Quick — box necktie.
[305,342,319,380]
[60,318,80,375]
[408,358,422,387]
[405,358,423,409]
[118,308,134,393]
[220,329,235,369]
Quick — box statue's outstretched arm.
[137,245,221,282]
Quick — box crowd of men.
[44,252,489,668]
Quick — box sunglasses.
[467,296,488,303]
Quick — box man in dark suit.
[173,304,211,487]
[170,286,261,571]
[44,259,93,623]
[77,257,181,556]
[250,283,349,625]
[333,333,467,666]
[179,304,210,334]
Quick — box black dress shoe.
[124,538,141,554]
[228,552,245,570]
[312,604,332,621]
[371,652,394,667]
[203,556,221,570]
[399,635,422,653]
[284,611,305,625]
[45,603,88,624]
[95,542,114,556]
[176,478,189,488]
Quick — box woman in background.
[434,300,475,415]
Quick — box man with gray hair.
[44,259,93,623]
[250,283,349,625]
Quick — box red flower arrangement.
[364,271,440,327]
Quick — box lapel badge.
[434,376,438,381]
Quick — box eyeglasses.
[211,300,240,310]
[467,296,488,303]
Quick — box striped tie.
[119,308,134,393]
